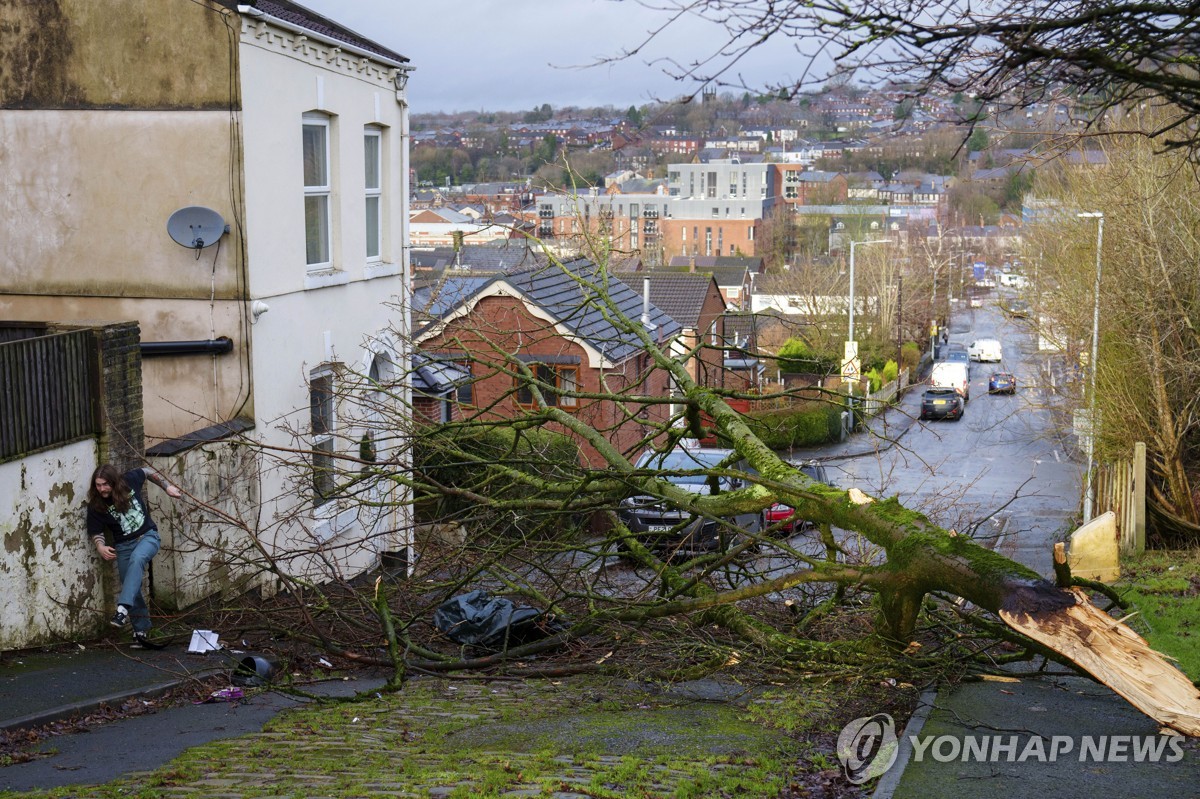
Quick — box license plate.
[647,525,673,532]
[934,400,947,405]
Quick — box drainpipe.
[140,337,234,357]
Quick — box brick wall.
[422,295,671,466]
[93,321,144,468]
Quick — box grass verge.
[1117,547,1200,681]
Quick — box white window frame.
[364,127,383,263]
[310,365,338,509]
[303,114,333,271]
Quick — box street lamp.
[848,238,890,343]
[1078,211,1104,522]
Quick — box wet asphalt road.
[819,293,1082,578]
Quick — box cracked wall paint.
[0,440,102,651]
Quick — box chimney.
[689,254,696,273]
[641,277,656,332]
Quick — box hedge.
[744,402,844,449]
[414,424,582,536]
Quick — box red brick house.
[413,258,682,466]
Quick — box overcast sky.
[298,0,806,114]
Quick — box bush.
[777,337,838,375]
[865,367,883,393]
[882,359,899,384]
[414,424,582,538]
[900,342,920,372]
[745,403,844,449]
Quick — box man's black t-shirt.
[86,468,158,545]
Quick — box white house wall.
[235,18,412,580]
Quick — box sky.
[297,0,809,114]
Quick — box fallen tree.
[208,249,1200,737]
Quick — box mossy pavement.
[0,675,864,799]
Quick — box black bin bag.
[433,590,564,650]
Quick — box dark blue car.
[988,372,1016,394]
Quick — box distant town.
[408,83,1103,267]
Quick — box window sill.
[312,504,360,542]
[363,261,401,280]
[304,269,350,290]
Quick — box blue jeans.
[115,530,160,633]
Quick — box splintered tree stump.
[1001,586,1200,736]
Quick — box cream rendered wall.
[0,440,104,650]
[0,110,249,441]
[234,19,411,580]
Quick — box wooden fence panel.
[0,330,99,461]
[1092,443,1147,554]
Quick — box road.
[814,292,1082,577]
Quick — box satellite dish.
[167,206,228,250]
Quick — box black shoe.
[111,606,130,628]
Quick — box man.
[86,464,181,647]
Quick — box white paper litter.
[188,629,221,653]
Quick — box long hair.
[88,464,132,514]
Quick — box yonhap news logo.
[907,733,1185,764]
[836,713,899,784]
[836,714,1186,785]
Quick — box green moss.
[0,678,810,799]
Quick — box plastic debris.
[432,590,565,650]
[197,686,244,704]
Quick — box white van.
[968,338,1003,362]
[930,361,970,401]
[999,274,1029,289]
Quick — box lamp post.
[848,238,890,343]
[1078,211,1104,522]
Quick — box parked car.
[619,446,762,555]
[930,361,970,401]
[764,462,831,535]
[988,372,1017,394]
[941,348,971,378]
[969,296,983,308]
[920,387,965,421]
[1002,299,1031,318]
[968,338,1003,362]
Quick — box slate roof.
[411,207,473,224]
[411,353,471,395]
[230,1,409,65]
[442,245,549,273]
[797,170,841,183]
[410,244,549,285]
[414,259,681,365]
[665,256,761,288]
[615,272,720,330]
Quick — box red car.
[764,463,830,535]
